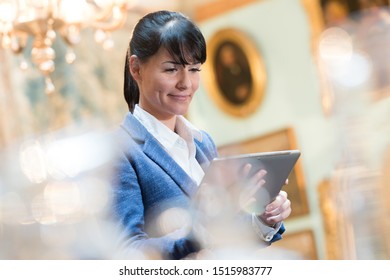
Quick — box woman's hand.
[258,190,291,227]
[196,163,292,227]
[239,166,292,227]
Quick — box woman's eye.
[165,68,177,72]
[190,68,201,72]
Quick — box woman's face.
[135,47,202,120]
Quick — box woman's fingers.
[260,191,291,225]
[239,169,267,210]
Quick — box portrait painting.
[203,28,267,117]
[214,41,252,105]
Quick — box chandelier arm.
[89,5,128,32]
[58,23,81,46]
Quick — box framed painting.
[319,0,390,26]
[217,127,309,218]
[270,229,318,259]
[202,28,267,118]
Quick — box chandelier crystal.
[0,0,133,94]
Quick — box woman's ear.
[129,55,141,81]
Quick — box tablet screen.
[200,150,301,214]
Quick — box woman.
[112,10,291,260]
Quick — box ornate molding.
[194,0,259,22]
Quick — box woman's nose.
[177,70,191,90]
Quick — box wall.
[188,0,337,259]
[189,0,390,259]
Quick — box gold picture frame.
[271,229,318,259]
[218,127,309,218]
[203,28,267,117]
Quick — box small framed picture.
[203,28,267,117]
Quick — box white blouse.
[133,105,205,185]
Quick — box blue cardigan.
[111,112,285,259]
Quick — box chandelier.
[0,0,133,94]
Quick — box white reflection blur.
[191,182,263,259]
[31,193,58,225]
[0,192,32,225]
[196,183,228,218]
[156,207,191,238]
[45,131,113,179]
[40,223,76,251]
[319,27,353,64]
[18,130,114,183]
[77,177,110,214]
[19,140,47,184]
[0,125,121,259]
[319,27,373,88]
[44,181,81,217]
[332,51,372,88]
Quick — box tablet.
[201,149,301,214]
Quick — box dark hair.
[124,10,207,112]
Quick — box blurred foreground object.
[0,126,121,259]
[317,5,390,259]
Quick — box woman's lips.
[168,94,191,102]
